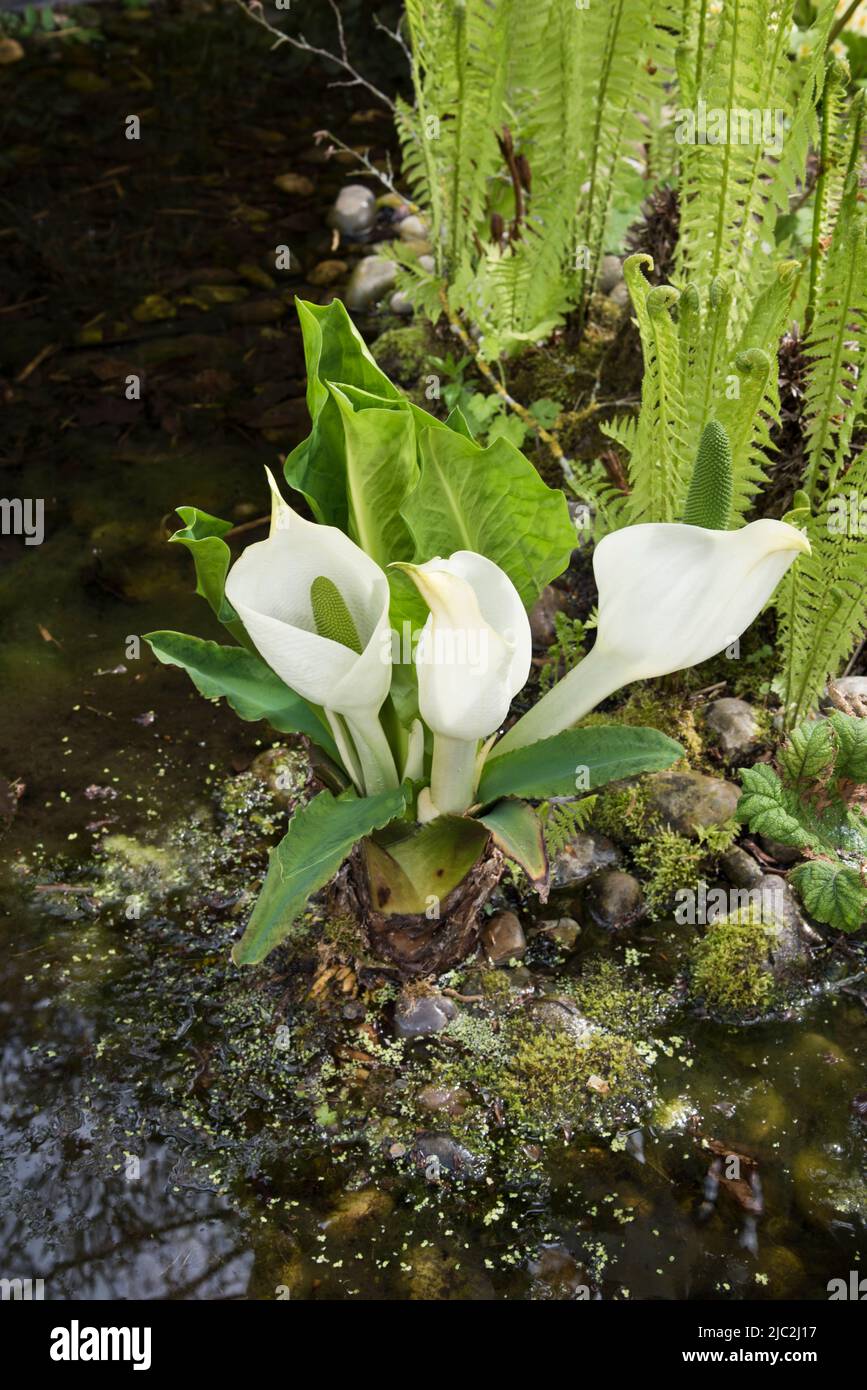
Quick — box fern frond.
[775,456,867,727]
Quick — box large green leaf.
[363,815,489,915]
[828,711,867,783]
[145,630,339,761]
[736,765,816,850]
[790,860,867,934]
[401,425,575,608]
[233,785,408,965]
[283,299,403,528]
[474,798,547,888]
[477,726,683,804]
[170,507,249,647]
[328,383,417,568]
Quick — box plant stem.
[343,712,400,795]
[430,734,479,814]
[491,642,624,758]
[437,288,568,468]
[805,62,834,335]
[828,0,861,48]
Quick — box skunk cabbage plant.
[146,304,809,977]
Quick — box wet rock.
[394,990,457,1040]
[720,845,764,890]
[792,1149,867,1231]
[418,253,436,274]
[851,1093,867,1123]
[549,832,620,889]
[249,745,309,811]
[702,697,761,759]
[327,183,377,239]
[345,256,398,310]
[598,254,624,295]
[308,258,348,286]
[528,1244,593,1300]
[644,770,740,837]
[417,1084,471,1118]
[529,584,569,650]
[586,869,644,927]
[525,996,597,1044]
[758,873,820,974]
[758,834,802,867]
[481,910,526,963]
[273,172,315,197]
[321,1188,393,1235]
[412,1131,484,1179]
[538,916,581,950]
[389,290,413,316]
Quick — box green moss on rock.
[689,906,779,1016]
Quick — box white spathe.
[493,518,810,756]
[225,471,397,792]
[400,550,532,742]
[396,551,531,815]
[225,470,392,715]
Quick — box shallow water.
[1,2,864,1301]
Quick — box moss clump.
[497,1026,654,1138]
[632,823,737,919]
[369,323,435,385]
[566,959,672,1040]
[580,687,703,762]
[591,780,650,846]
[689,906,778,1016]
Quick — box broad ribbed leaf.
[790,860,867,934]
[402,426,575,608]
[233,786,408,964]
[478,726,683,803]
[283,299,402,529]
[145,630,338,761]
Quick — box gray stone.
[598,254,624,294]
[397,214,429,241]
[345,255,398,310]
[703,697,761,758]
[481,910,526,963]
[418,253,436,274]
[586,869,645,927]
[720,845,764,890]
[609,281,631,308]
[394,991,457,1040]
[416,1084,470,1117]
[327,183,377,239]
[412,1132,484,1179]
[389,289,413,316]
[758,873,822,969]
[644,770,740,837]
[550,832,620,889]
[538,916,581,950]
[529,584,569,650]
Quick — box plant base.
[332,846,505,978]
